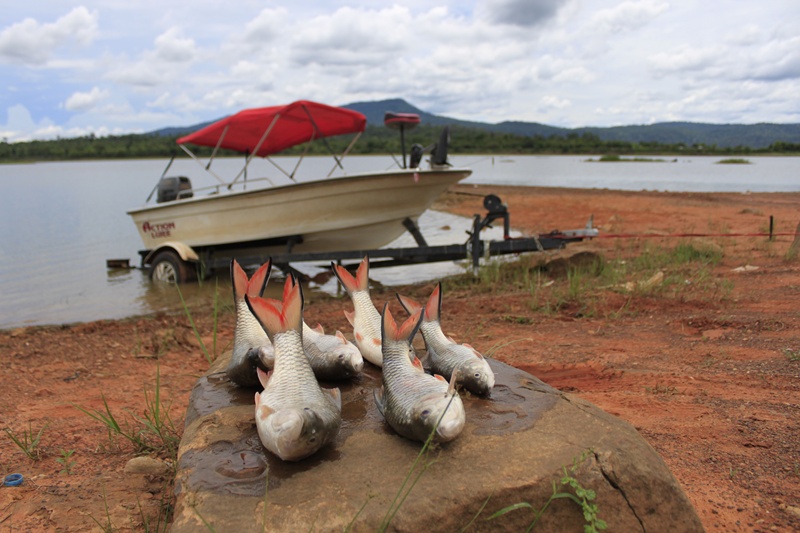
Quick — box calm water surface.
[1,155,798,329]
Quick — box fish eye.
[421,409,431,418]
[474,372,481,378]
[309,436,316,443]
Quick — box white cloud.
[0,7,98,65]
[479,0,570,28]
[589,0,668,34]
[63,86,109,111]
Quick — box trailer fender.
[144,242,199,265]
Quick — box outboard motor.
[384,112,420,169]
[409,143,424,169]
[431,126,450,167]
[157,176,193,203]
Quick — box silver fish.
[375,304,465,443]
[227,259,275,387]
[331,256,384,367]
[247,276,342,462]
[397,283,495,396]
[302,322,364,381]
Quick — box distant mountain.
[344,99,800,149]
[150,99,800,149]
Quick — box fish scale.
[262,330,329,407]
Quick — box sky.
[1,0,799,143]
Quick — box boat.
[127,100,472,282]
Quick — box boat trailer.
[183,193,598,277]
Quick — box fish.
[331,256,384,367]
[302,322,364,381]
[226,259,275,387]
[246,276,342,461]
[397,283,495,396]
[375,303,465,443]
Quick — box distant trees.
[0,125,797,163]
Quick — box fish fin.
[324,387,342,411]
[381,303,423,343]
[331,262,358,295]
[371,337,381,347]
[355,332,364,342]
[247,259,272,298]
[447,368,458,395]
[463,343,484,359]
[335,330,347,344]
[256,366,272,388]
[231,259,248,301]
[396,293,422,316]
[447,335,457,344]
[433,373,447,382]
[354,255,370,291]
[246,295,283,340]
[313,323,325,334]
[373,385,385,416]
[425,283,442,323]
[344,309,355,326]
[412,356,425,372]
[256,402,274,422]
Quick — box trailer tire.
[150,250,195,284]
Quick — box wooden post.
[769,215,774,242]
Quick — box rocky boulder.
[172,353,703,532]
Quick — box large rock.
[172,353,703,532]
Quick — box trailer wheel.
[150,250,194,284]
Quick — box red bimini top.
[177,100,367,157]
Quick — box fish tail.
[396,293,422,316]
[381,303,423,343]
[331,262,357,295]
[425,282,442,323]
[231,259,248,300]
[280,275,303,333]
[247,259,272,298]
[246,295,283,340]
[354,255,369,291]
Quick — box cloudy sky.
[1,0,798,142]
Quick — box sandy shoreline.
[2,185,800,531]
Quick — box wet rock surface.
[173,353,703,532]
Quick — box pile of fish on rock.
[227,255,496,462]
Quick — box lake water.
[1,154,798,329]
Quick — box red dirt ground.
[2,184,799,532]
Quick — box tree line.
[1,125,798,163]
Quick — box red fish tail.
[247,259,272,298]
[354,255,369,291]
[425,282,442,323]
[231,259,248,300]
[381,303,422,343]
[246,295,283,339]
[396,293,422,316]
[280,275,303,333]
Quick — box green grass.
[717,158,751,164]
[73,366,179,458]
[587,154,666,162]
[4,421,49,461]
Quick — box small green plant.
[488,450,607,532]
[729,466,738,479]
[784,348,800,362]
[56,449,76,474]
[4,421,49,460]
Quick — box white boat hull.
[128,168,471,254]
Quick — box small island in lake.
[716,158,752,164]
[585,154,669,163]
